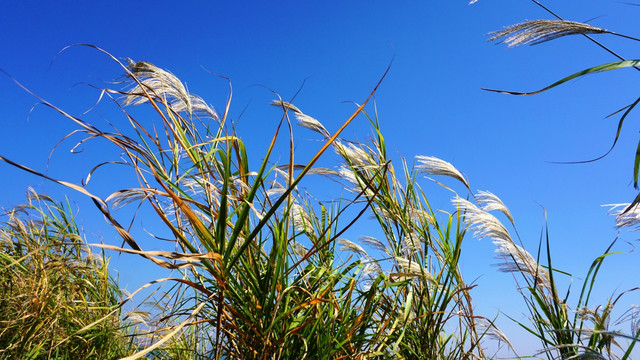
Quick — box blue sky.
[2,1,640,356]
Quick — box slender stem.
[609,31,640,43]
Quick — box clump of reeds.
[0,190,131,359]
[3,44,638,359]
[0,48,495,359]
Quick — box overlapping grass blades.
[3,42,639,359]
[329,108,486,359]
[0,47,493,358]
[0,190,130,359]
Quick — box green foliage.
[3,3,640,354]
[0,48,490,359]
[0,191,131,359]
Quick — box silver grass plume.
[106,188,150,210]
[415,155,470,189]
[395,256,435,282]
[268,167,293,197]
[124,60,218,120]
[306,167,338,176]
[489,20,608,48]
[266,186,286,198]
[25,188,53,203]
[337,165,358,186]
[164,202,211,228]
[271,100,301,114]
[360,236,390,255]
[337,165,375,197]
[231,176,251,198]
[124,310,150,328]
[273,166,291,185]
[604,203,640,231]
[476,190,514,226]
[271,100,330,138]
[337,238,369,257]
[361,260,384,291]
[406,203,434,226]
[631,305,640,335]
[179,177,207,197]
[401,231,422,254]
[362,261,383,280]
[476,319,514,351]
[0,228,10,246]
[576,306,610,329]
[453,197,551,292]
[273,165,337,178]
[334,141,372,168]
[6,216,27,238]
[453,198,510,243]
[290,241,308,258]
[290,203,312,233]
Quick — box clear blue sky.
[2,1,639,356]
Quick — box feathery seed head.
[232,177,251,198]
[106,189,150,210]
[306,167,338,176]
[477,319,513,349]
[335,141,372,167]
[453,197,511,243]
[295,113,331,138]
[362,260,383,278]
[124,60,218,120]
[179,177,208,197]
[605,203,640,231]
[360,236,390,255]
[401,232,422,254]
[290,241,308,258]
[454,196,551,291]
[493,237,551,291]
[415,155,470,188]
[290,204,312,233]
[395,256,435,282]
[266,186,286,198]
[337,165,358,186]
[631,305,640,334]
[476,190,514,225]
[270,100,301,114]
[273,167,291,185]
[489,20,608,48]
[395,256,423,274]
[337,165,375,196]
[271,100,330,137]
[0,228,11,246]
[337,238,369,257]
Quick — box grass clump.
[1,37,640,358]
[0,190,131,359]
[0,48,491,359]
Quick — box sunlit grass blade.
[483,59,640,95]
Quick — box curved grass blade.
[635,138,640,188]
[483,59,640,95]
[550,95,640,166]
